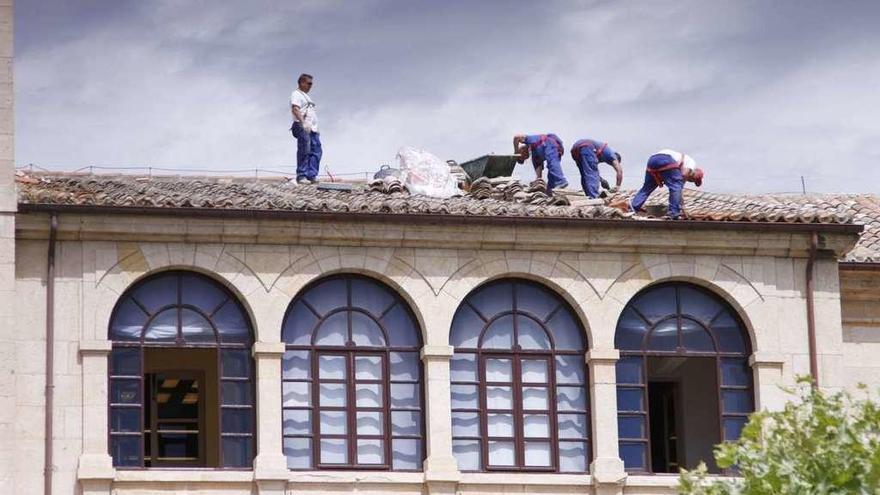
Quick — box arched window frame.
[614,282,754,473]
[281,274,425,471]
[450,279,591,473]
[107,270,256,469]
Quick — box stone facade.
[7,210,867,494]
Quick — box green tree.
[679,378,880,495]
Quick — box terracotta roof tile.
[14,172,878,261]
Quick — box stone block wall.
[9,223,853,494]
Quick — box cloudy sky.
[14,0,880,193]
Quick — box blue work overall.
[291,122,322,182]
[630,153,685,218]
[571,139,616,199]
[524,134,568,191]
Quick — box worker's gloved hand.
[608,185,619,193]
[302,122,313,133]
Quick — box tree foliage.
[679,378,880,495]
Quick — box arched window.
[615,283,753,474]
[449,279,590,473]
[108,271,255,468]
[281,275,424,470]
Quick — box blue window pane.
[302,278,347,317]
[558,441,588,472]
[616,357,643,384]
[283,409,311,435]
[452,412,480,437]
[615,307,647,350]
[284,437,312,469]
[557,386,587,411]
[390,383,420,408]
[450,305,483,348]
[546,307,585,350]
[557,413,588,439]
[314,312,348,345]
[722,390,753,414]
[143,308,178,342]
[111,435,141,467]
[392,411,421,436]
[221,349,251,378]
[517,316,551,350]
[481,315,513,349]
[180,308,215,343]
[679,286,722,323]
[721,359,750,386]
[222,408,254,434]
[620,442,646,470]
[556,355,585,384]
[392,439,422,470]
[618,415,645,439]
[453,440,480,471]
[390,352,419,381]
[111,379,141,404]
[283,350,311,380]
[681,318,715,352]
[381,303,420,347]
[181,274,228,314]
[110,299,147,341]
[111,348,140,376]
[110,408,140,432]
[646,319,677,351]
[724,417,749,441]
[213,301,251,344]
[631,285,676,324]
[468,282,513,319]
[515,283,559,321]
[617,388,644,412]
[712,312,748,353]
[222,436,253,467]
[282,302,318,345]
[451,384,479,409]
[131,272,177,313]
[451,354,477,382]
[221,381,252,405]
[351,278,395,316]
[351,312,386,347]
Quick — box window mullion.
[513,355,524,469]
[347,351,357,467]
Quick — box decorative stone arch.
[602,256,764,352]
[441,261,598,349]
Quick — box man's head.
[516,144,530,164]
[685,167,704,187]
[298,73,314,92]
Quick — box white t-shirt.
[290,88,318,132]
[656,149,697,172]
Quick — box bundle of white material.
[396,146,461,199]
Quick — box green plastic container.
[459,155,518,181]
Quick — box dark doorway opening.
[646,357,720,473]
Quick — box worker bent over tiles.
[513,133,569,192]
[570,138,624,199]
[630,149,705,220]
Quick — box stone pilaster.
[587,349,626,495]
[750,351,786,412]
[420,345,460,481]
[252,342,289,494]
[76,341,115,492]
[0,1,14,493]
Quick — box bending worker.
[570,138,623,198]
[513,133,569,191]
[630,149,704,220]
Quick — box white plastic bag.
[396,146,460,198]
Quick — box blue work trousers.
[630,154,685,218]
[532,142,568,191]
[291,122,322,181]
[575,148,601,198]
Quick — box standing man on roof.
[630,149,705,220]
[570,138,623,199]
[290,73,322,185]
[513,133,569,192]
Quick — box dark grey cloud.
[14,0,880,193]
